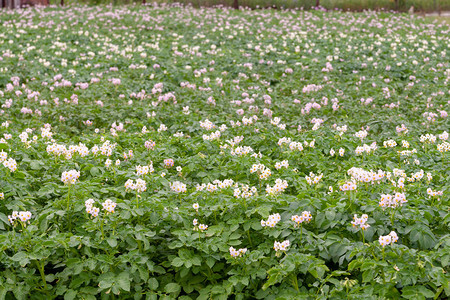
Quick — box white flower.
[61,170,80,185]
[125,179,147,193]
[379,231,398,247]
[198,224,208,231]
[273,240,290,252]
[351,214,370,230]
[229,246,247,258]
[102,199,117,213]
[2,158,17,172]
[261,213,281,228]
[8,210,32,225]
[170,181,187,193]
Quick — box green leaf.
[106,238,117,248]
[325,210,336,221]
[10,252,30,267]
[64,289,77,300]
[148,278,159,290]
[171,257,184,268]
[362,269,375,282]
[116,272,131,292]
[0,213,9,225]
[98,273,115,289]
[402,285,434,299]
[165,283,181,294]
[30,161,42,170]
[90,167,100,176]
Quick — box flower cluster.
[351,214,370,230]
[273,240,290,253]
[265,179,288,197]
[170,181,187,193]
[335,124,348,136]
[419,134,436,144]
[437,141,450,153]
[0,150,7,162]
[233,184,257,199]
[407,170,424,182]
[396,124,408,134]
[288,141,304,151]
[61,170,80,185]
[261,213,281,228]
[379,193,407,209]
[193,219,208,231]
[144,140,156,150]
[277,137,291,147]
[274,160,289,170]
[8,211,32,226]
[102,199,117,213]
[164,159,174,168]
[355,143,377,155]
[229,247,247,258]
[379,231,398,247]
[91,140,116,157]
[291,211,312,227]
[306,172,323,185]
[136,164,154,176]
[199,119,215,130]
[250,164,271,179]
[200,183,218,192]
[347,167,385,184]
[230,146,254,156]
[383,139,397,148]
[354,129,368,140]
[202,130,221,141]
[2,157,17,172]
[85,199,100,217]
[427,188,443,198]
[124,178,147,193]
[340,181,357,191]
[397,149,418,157]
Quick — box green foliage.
[0,5,449,299]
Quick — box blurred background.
[2,0,450,17]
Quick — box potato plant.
[0,4,449,300]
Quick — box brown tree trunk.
[233,0,238,9]
[316,0,319,7]
[60,0,63,5]
[142,0,146,5]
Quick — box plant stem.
[35,260,47,290]
[136,192,139,208]
[290,273,299,292]
[390,208,395,226]
[100,213,105,240]
[300,223,303,243]
[137,239,142,252]
[67,185,72,232]
[246,229,253,247]
[66,185,71,210]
